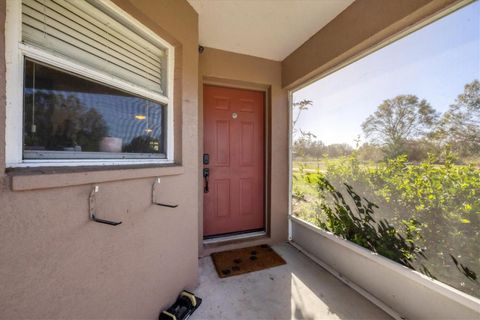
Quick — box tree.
[325,143,353,158]
[292,99,318,160]
[434,80,480,158]
[123,135,162,153]
[24,92,108,151]
[292,99,313,130]
[357,143,384,162]
[361,95,438,158]
[292,132,321,159]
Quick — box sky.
[292,1,480,146]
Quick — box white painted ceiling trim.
[188,0,354,61]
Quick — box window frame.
[5,0,175,167]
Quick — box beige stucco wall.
[199,48,289,255]
[0,0,199,318]
[282,0,463,89]
[0,0,466,318]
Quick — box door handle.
[203,168,209,193]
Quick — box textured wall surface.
[0,0,199,318]
[282,0,463,89]
[0,0,466,318]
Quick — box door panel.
[215,120,230,166]
[215,179,230,218]
[203,85,265,237]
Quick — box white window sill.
[10,159,173,168]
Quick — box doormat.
[211,244,286,278]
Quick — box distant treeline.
[293,80,480,164]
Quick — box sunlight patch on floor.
[192,243,390,320]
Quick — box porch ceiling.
[187,0,354,61]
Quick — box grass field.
[293,157,480,172]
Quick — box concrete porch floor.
[192,243,391,320]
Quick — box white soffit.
[187,0,354,61]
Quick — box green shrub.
[292,150,480,297]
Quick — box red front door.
[203,85,265,237]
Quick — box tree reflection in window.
[23,59,166,159]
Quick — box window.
[291,2,479,298]
[5,0,174,166]
[23,60,166,159]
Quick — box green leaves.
[292,150,480,298]
[313,175,425,269]
[450,254,478,282]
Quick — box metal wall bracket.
[89,186,122,226]
[152,178,179,208]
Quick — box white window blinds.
[21,0,166,95]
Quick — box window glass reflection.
[23,59,166,159]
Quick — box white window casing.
[5,0,175,167]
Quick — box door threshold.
[203,230,267,245]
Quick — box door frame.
[200,77,272,244]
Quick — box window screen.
[291,2,479,298]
